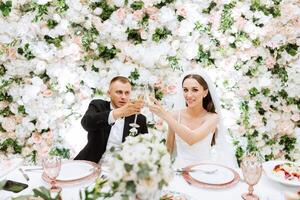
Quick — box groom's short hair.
[110,76,131,85]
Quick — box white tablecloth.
[0,165,298,200]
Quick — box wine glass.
[42,156,62,192]
[144,84,156,125]
[129,85,144,136]
[241,153,262,200]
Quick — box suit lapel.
[122,115,135,142]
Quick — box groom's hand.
[113,100,144,119]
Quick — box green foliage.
[0,107,13,117]
[138,13,149,27]
[195,45,214,66]
[194,22,212,35]
[255,101,266,115]
[44,35,64,48]
[126,28,145,44]
[270,64,288,83]
[240,101,250,128]
[252,38,261,46]
[152,27,172,42]
[53,0,69,13]
[0,64,6,76]
[81,26,99,50]
[0,138,22,154]
[90,0,117,21]
[235,146,244,165]
[167,56,182,71]
[80,178,113,200]
[130,1,144,10]
[219,1,236,33]
[47,19,58,29]
[98,44,120,61]
[202,1,217,14]
[250,0,281,17]
[248,87,259,97]
[128,68,140,85]
[155,89,164,101]
[0,0,12,17]
[279,135,297,156]
[49,147,70,159]
[154,0,175,9]
[261,88,270,96]
[279,43,298,56]
[26,150,37,164]
[17,43,35,60]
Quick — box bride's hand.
[148,97,167,119]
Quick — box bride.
[149,70,238,168]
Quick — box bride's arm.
[149,102,218,145]
[163,113,218,145]
[166,127,175,154]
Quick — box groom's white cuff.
[108,111,116,125]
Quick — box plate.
[263,160,300,187]
[42,160,100,186]
[182,163,240,189]
[161,190,191,200]
[189,164,235,185]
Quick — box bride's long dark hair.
[182,74,217,145]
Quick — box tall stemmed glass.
[42,156,62,192]
[144,84,156,125]
[129,85,144,136]
[241,153,262,200]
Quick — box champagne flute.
[42,156,62,193]
[129,86,144,136]
[241,153,262,200]
[144,84,156,125]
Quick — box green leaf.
[130,1,144,10]
[0,0,12,17]
[152,27,172,42]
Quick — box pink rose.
[291,113,300,122]
[167,84,177,94]
[42,89,53,97]
[265,56,276,69]
[0,101,9,110]
[8,48,16,59]
[31,132,42,144]
[176,6,187,17]
[42,131,54,140]
[155,119,164,130]
[2,117,16,132]
[116,8,126,21]
[146,7,158,15]
[234,17,246,30]
[133,10,144,21]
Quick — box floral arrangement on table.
[79,133,173,200]
[105,133,173,200]
[0,0,299,164]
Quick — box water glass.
[241,153,262,200]
[42,156,62,192]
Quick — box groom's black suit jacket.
[74,99,148,163]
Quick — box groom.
[74,76,148,163]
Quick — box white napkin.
[0,158,23,179]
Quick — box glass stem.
[248,185,254,195]
[134,114,137,124]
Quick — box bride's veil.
[174,68,238,168]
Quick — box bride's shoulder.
[204,112,219,121]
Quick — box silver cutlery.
[175,168,218,174]
[19,168,29,181]
[24,167,43,172]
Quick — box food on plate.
[273,162,300,181]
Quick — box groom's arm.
[81,100,111,132]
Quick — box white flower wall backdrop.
[0,0,299,163]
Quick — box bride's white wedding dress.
[173,111,214,168]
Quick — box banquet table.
[0,163,298,200]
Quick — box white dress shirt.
[105,104,125,151]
